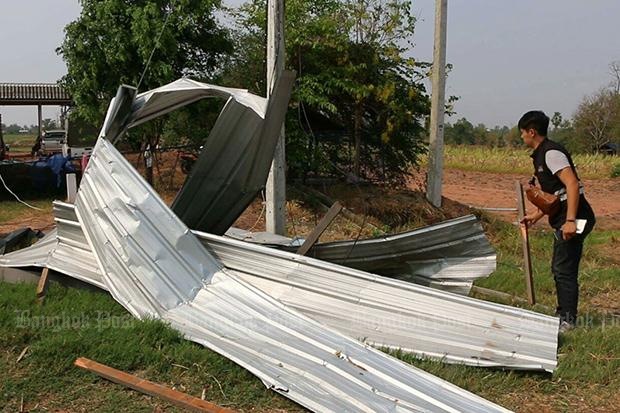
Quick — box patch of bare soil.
[414,169,620,231]
[0,210,55,235]
[590,290,620,315]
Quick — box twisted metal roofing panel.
[70,137,512,412]
[4,198,558,373]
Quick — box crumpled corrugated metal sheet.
[0,230,57,268]
[0,208,105,289]
[70,137,512,412]
[91,74,293,235]
[0,76,559,411]
[224,215,496,295]
[197,232,558,372]
[170,72,295,234]
[77,73,492,297]
[3,199,558,373]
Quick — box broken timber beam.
[515,181,536,305]
[74,358,237,413]
[297,201,343,256]
[36,268,50,303]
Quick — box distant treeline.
[446,66,620,154]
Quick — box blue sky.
[1,0,618,128]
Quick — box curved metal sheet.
[3,199,559,372]
[71,137,512,413]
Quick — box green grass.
[0,199,55,228]
[2,133,35,153]
[420,145,620,179]
[0,283,302,412]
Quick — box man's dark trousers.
[552,223,594,325]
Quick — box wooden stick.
[74,358,236,413]
[515,181,536,305]
[471,286,528,303]
[297,201,343,256]
[36,268,50,303]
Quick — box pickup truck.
[34,129,93,158]
[40,129,66,154]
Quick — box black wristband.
[566,219,575,222]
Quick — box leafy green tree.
[227,0,430,185]
[504,126,522,147]
[573,88,620,153]
[57,0,233,183]
[444,118,475,145]
[58,0,232,124]
[5,124,21,134]
[42,118,58,130]
[551,112,563,130]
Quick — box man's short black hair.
[518,110,549,136]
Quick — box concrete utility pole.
[266,0,287,235]
[426,0,448,208]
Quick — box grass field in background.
[2,133,36,153]
[1,215,619,412]
[420,145,620,179]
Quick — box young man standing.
[520,110,596,332]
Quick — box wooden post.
[516,181,536,305]
[66,173,77,203]
[265,0,287,235]
[297,202,343,256]
[37,104,42,141]
[74,358,237,413]
[0,113,5,160]
[426,0,448,208]
[36,268,50,303]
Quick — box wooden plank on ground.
[515,181,536,305]
[296,201,343,256]
[74,358,236,413]
[36,267,50,303]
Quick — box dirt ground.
[2,159,618,234]
[436,169,620,230]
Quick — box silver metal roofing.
[0,77,561,412]
[170,72,295,234]
[69,137,512,412]
[0,83,72,105]
[91,74,294,236]
[11,199,556,372]
[224,215,497,295]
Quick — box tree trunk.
[353,103,362,178]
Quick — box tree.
[228,0,430,185]
[5,124,21,134]
[610,61,620,95]
[57,0,233,183]
[551,112,563,130]
[42,118,58,130]
[58,0,232,123]
[573,88,620,152]
[444,118,474,145]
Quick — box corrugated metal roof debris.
[225,214,497,295]
[0,77,560,412]
[71,136,513,412]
